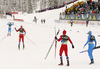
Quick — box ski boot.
[18,44,20,50]
[89,62,94,65]
[89,59,94,65]
[23,44,25,50]
[7,33,10,36]
[67,60,70,66]
[58,63,63,66]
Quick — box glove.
[14,27,17,31]
[55,37,58,40]
[72,44,74,49]
[14,27,16,30]
[55,37,57,39]
[94,47,96,49]
[24,32,26,36]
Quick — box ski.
[45,30,60,59]
[80,46,100,53]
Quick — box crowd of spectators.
[63,1,87,15]
[62,0,100,15]
[35,0,77,13]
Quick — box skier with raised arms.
[83,31,97,65]
[15,25,26,50]
[7,22,14,36]
[55,30,74,66]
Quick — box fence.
[59,14,100,21]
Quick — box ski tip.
[45,58,46,60]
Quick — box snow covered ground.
[0,6,100,69]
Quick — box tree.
[27,0,33,13]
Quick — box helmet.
[63,30,66,35]
[20,25,23,28]
[87,31,92,35]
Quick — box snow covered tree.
[27,0,33,13]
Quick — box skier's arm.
[12,23,14,25]
[84,36,91,46]
[23,29,26,34]
[16,29,19,32]
[7,23,9,25]
[68,37,72,44]
[55,35,62,41]
[94,38,97,47]
[14,28,19,32]
[68,37,74,48]
[58,35,62,42]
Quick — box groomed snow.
[0,6,100,69]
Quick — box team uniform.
[15,26,26,50]
[70,20,73,27]
[84,31,97,65]
[55,30,74,66]
[7,22,14,36]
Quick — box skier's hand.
[14,27,16,30]
[94,47,96,49]
[55,37,58,40]
[24,32,26,36]
[83,46,85,49]
[72,44,74,49]
[24,34,26,36]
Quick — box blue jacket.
[84,35,97,47]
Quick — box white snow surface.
[0,7,100,69]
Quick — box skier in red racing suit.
[55,30,74,66]
[15,25,26,50]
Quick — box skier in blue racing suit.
[7,22,14,36]
[83,31,97,65]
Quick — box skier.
[86,18,89,27]
[83,31,97,65]
[15,25,26,50]
[33,16,37,23]
[44,19,45,23]
[41,19,43,23]
[70,19,73,27]
[7,22,14,36]
[55,30,74,66]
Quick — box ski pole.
[25,36,37,46]
[45,39,55,59]
[55,27,57,58]
[0,35,7,41]
[45,30,60,59]
[80,46,100,53]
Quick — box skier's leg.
[88,44,94,64]
[66,56,69,66]
[18,35,21,50]
[64,45,69,66]
[59,45,64,65]
[58,55,63,65]
[9,28,11,35]
[22,35,25,49]
[59,45,63,56]
[8,27,11,35]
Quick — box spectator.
[89,3,93,10]
[86,18,89,27]
[92,1,95,10]
[98,1,100,11]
